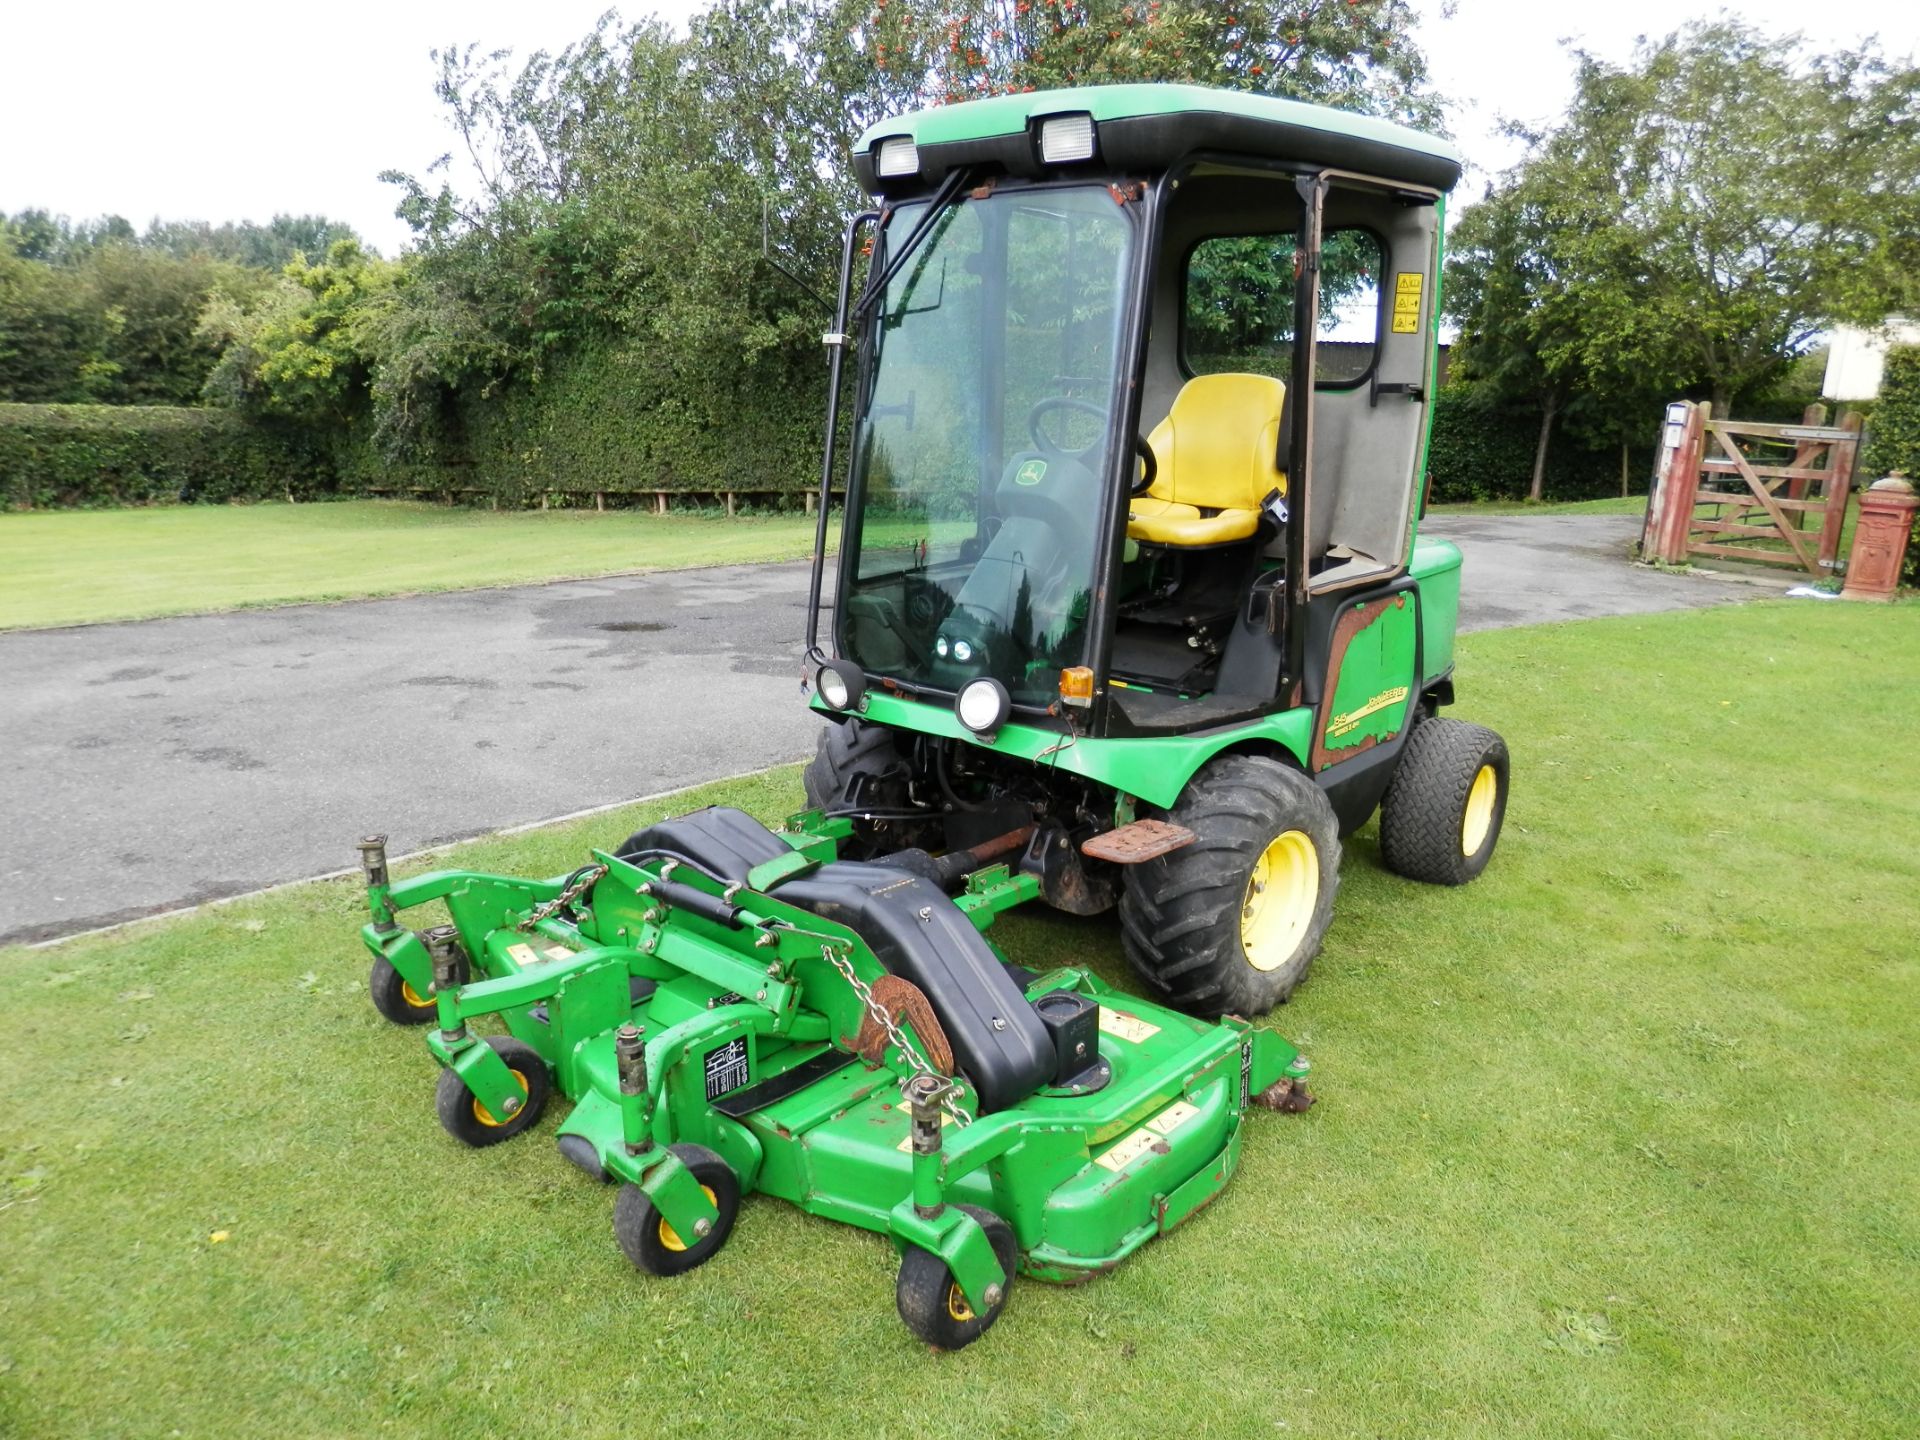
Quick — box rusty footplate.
[1080,819,1197,864]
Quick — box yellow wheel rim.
[658,1184,719,1253]
[1461,764,1499,856]
[1240,830,1319,971]
[401,980,433,1009]
[471,1069,530,1129]
[946,1282,977,1323]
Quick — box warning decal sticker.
[703,1037,750,1100]
[1095,1128,1163,1173]
[505,943,540,968]
[1391,271,1424,334]
[1098,1006,1161,1044]
[1146,1099,1200,1138]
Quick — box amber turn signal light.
[1059,666,1095,708]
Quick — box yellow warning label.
[505,943,540,968]
[1391,271,1424,333]
[896,1111,957,1152]
[1146,1099,1201,1137]
[1095,1128,1163,1173]
[1099,1006,1161,1044]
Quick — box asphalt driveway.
[1,514,1775,944]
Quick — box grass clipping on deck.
[2,602,1917,1438]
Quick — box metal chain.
[517,864,608,933]
[822,944,972,1127]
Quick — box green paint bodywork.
[360,819,1306,1315]
[855,82,1461,173]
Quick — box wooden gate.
[1641,402,1862,575]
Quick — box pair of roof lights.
[872,112,1097,179]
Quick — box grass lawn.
[3,603,1917,1438]
[0,501,828,630]
[1427,495,1648,517]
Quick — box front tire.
[435,1037,551,1147]
[895,1205,1016,1351]
[368,955,437,1026]
[1120,754,1340,1017]
[613,1145,741,1277]
[802,717,909,857]
[1378,718,1509,885]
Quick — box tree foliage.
[1449,19,1920,445]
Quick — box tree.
[870,0,1436,122]
[1489,22,1920,416]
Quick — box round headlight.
[935,636,950,658]
[955,677,1011,736]
[952,640,974,663]
[816,659,865,711]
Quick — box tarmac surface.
[2,513,1780,944]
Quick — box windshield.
[838,185,1134,705]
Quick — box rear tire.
[802,717,908,857]
[1378,718,1509,885]
[1119,754,1340,1017]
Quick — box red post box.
[1842,475,1919,602]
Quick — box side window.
[1182,229,1384,386]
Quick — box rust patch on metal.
[1311,594,1405,772]
[1081,819,1197,865]
[847,974,955,1074]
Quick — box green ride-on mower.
[355,85,1508,1350]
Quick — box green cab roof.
[853,82,1461,194]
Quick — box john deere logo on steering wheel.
[1015,459,1048,487]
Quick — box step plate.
[1080,820,1197,865]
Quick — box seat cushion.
[1126,496,1259,547]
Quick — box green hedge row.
[1424,391,1654,504]
[0,403,332,509]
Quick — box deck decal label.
[1146,1099,1201,1137]
[1096,1128,1162,1172]
[703,1037,751,1100]
[505,943,540,968]
[1099,1006,1160,1044]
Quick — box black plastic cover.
[615,806,792,885]
[775,862,1054,1113]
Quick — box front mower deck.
[357,806,1309,1345]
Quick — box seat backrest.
[1145,373,1287,513]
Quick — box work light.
[816,659,866,711]
[956,677,1011,737]
[1038,114,1096,165]
[874,136,919,178]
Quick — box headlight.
[955,677,1011,736]
[952,639,973,663]
[874,136,919,178]
[817,659,865,711]
[1038,113,1096,165]
[935,636,950,658]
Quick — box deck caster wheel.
[613,1144,740,1277]
[896,1205,1016,1351]
[368,956,438,1026]
[1379,718,1509,886]
[435,1037,550,1147]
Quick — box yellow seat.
[1127,373,1286,548]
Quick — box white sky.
[2,0,1915,257]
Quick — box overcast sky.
[3,1,1916,256]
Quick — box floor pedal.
[1081,819,1196,864]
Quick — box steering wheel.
[1026,395,1109,459]
[1131,434,1158,496]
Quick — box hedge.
[1424,390,1654,504]
[0,404,333,509]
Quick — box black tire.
[613,1144,741,1277]
[1119,754,1340,1017]
[802,716,910,856]
[368,955,437,1026]
[1378,718,1509,886]
[896,1205,1016,1351]
[435,1036,551,1147]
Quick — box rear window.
[1182,229,1384,386]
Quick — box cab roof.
[853,83,1461,195]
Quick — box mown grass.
[3,603,1917,1439]
[0,501,828,630]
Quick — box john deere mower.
[356,84,1507,1350]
